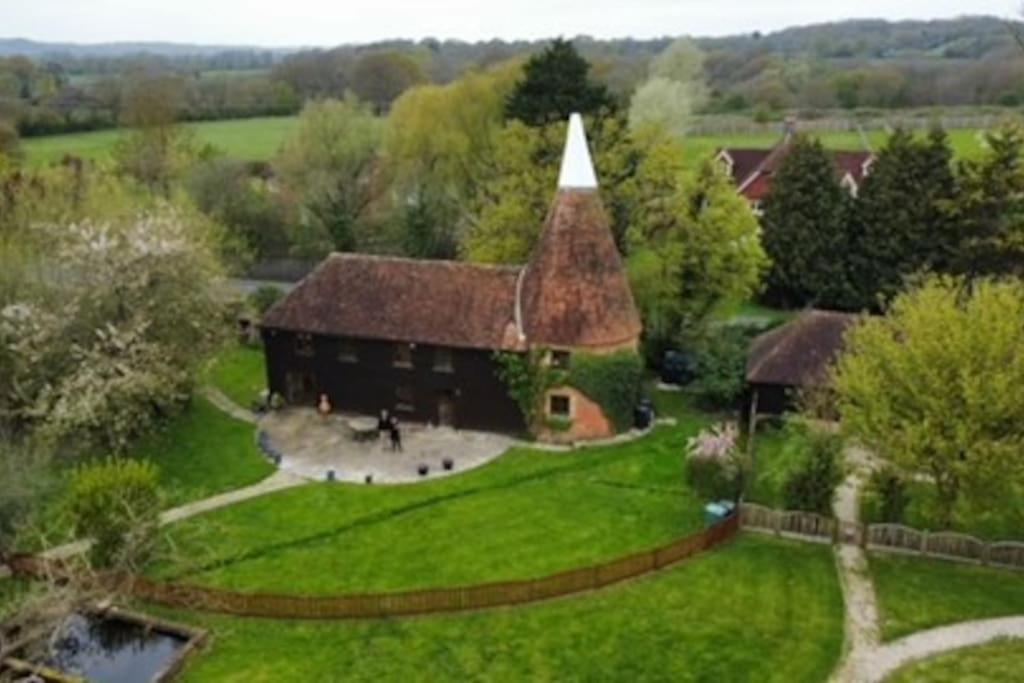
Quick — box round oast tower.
[518,113,642,442]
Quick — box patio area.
[259,408,514,484]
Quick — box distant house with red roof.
[260,114,641,441]
[715,121,875,215]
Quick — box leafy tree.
[187,158,292,261]
[277,96,383,254]
[0,170,228,453]
[833,276,1024,527]
[628,38,708,136]
[761,135,852,308]
[384,63,520,256]
[782,430,844,514]
[0,119,19,163]
[505,38,615,126]
[847,127,957,309]
[627,155,766,350]
[249,285,285,316]
[64,458,161,569]
[946,125,1024,279]
[350,51,425,114]
[114,72,195,194]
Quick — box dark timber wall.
[262,328,524,434]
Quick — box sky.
[1,0,1019,47]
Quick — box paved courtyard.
[260,408,514,484]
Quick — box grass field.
[887,638,1024,682]
[148,403,714,593]
[152,535,843,683]
[21,116,299,167]
[131,395,274,506]
[20,116,995,169]
[870,552,1024,641]
[204,344,267,409]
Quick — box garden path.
[829,446,1024,681]
[200,386,258,424]
[38,470,304,562]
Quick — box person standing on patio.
[390,415,403,452]
[378,409,390,449]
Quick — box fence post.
[920,530,929,556]
[773,510,782,537]
[981,542,990,567]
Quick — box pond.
[45,613,189,682]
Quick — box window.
[337,339,358,363]
[433,347,454,373]
[750,200,764,217]
[550,350,571,370]
[549,394,571,417]
[395,385,414,412]
[295,334,314,357]
[393,343,413,368]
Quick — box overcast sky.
[3,0,1019,46]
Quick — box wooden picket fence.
[741,503,1024,570]
[8,514,740,620]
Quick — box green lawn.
[870,552,1024,641]
[887,638,1024,682]
[131,395,274,506]
[148,404,714,594]
[21,116,299,167]
[204,344,267,409]
[747,422,813,508]
[153,535,842,683]
[862,479,1024,542]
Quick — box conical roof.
[518,114,641,350]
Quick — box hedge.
[569,351,644,432]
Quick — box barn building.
[260,114,642,440]
[715,120,874,215]
[744,309,858,417]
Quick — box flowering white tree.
[0,207,227,453]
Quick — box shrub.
[249,285,285,316]
[866,467,910,523]
[686,423,745,501]
[569,351,644,432]
[63,458,161,569]
[782,431,843,515]
[691,327,755,411]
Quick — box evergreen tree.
[761,136,852,308]
[505,38,616,126]
[847,127,956,309]
[947,125,1024,279]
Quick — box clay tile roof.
[519,189,642,349]
[746,310,860,387]
[260,253,523,351]
[722,142,874,200]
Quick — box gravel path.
[830,446,882,683]
[867,618,1024,681]
[201,386,258,424]
[38,470,303,562]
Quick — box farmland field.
[21,115,995,169]
[21,116,299,167]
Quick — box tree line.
[761,126,1024,312]
[2,16,1024,144]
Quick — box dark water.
[46,613,187,682]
